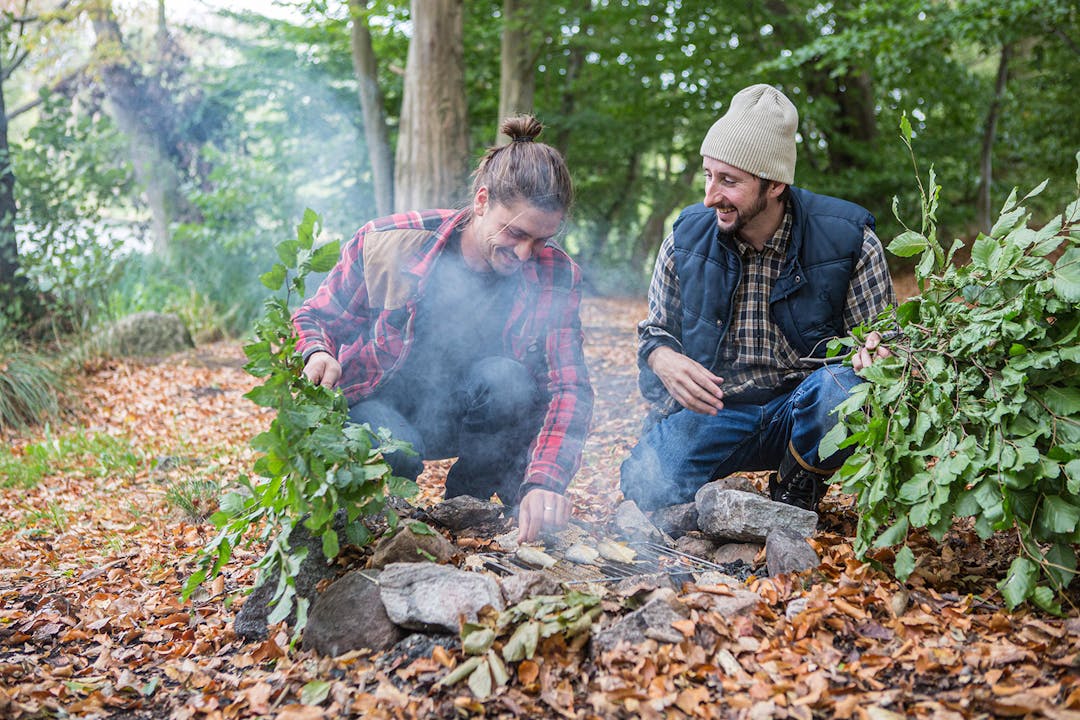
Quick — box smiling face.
[461,187,565,275]
[702,156,786,247]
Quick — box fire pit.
[475,540,736,585]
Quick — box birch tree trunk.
[349,0,394,216]
[394,0,469,211]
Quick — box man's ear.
[767,181,788,200]
[473,186,489,217]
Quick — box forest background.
[1,0,1078,351]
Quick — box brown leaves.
[3,305,1080,719]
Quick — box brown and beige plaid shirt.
[639,204,896,410]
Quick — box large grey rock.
[695,487,817,542]
[766,527,820,577]
[370,525,458,568]
[107,311,194,357]
[378,563,504,633]
[303,571,404,656]
[591,597,689,655]
[427,496,508,533]
[649,502,699,539]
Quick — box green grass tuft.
[0,351,62,433]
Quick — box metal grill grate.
[475,541,732,585]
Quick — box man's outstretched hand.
[518,488,570,542]
[852,331,893,373]
[303,350,342,388]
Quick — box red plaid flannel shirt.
[293,209,593,496]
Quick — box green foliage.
[9,93,134,331]
[0,426,142,489]
[441,592,602,698]
[182,209,417,635]
[826,132,1080,613]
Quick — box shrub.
[183,210,417,635]
[825,122,1080,613]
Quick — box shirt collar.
[735,201,794,257]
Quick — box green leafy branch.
[823,124,1080,614]
[182,209,418,634]
[438,592,602,699]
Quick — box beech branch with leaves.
[824,120,1080,613]
[182,209,417,634]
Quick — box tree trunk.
[497,0,537,142]
[632,160,698,271]
[89,2,197,255]
[349,0,394,216]
[554,0,591,156]
[0,53,23,312]
[393,0,469,212]
[977,43,1012,233]
[827,70,877,171]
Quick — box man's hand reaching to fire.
[518,488,570,542]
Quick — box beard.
[717,185,768,236]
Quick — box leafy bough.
[182,210,417,633]
[823,121,1080,613]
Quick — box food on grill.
[516,545,557,569]
[564,543,601,565]
[597,539,637,564]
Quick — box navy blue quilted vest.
[670,186,873,374]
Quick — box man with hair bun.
[621,84,895,512]
[294,115,592,542]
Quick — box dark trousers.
[348,356,541,504]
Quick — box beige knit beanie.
[700,84,798,185]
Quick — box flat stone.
[378,563,504,633]
[501,571,562,606]
[683,587,761,617]
[712,542,762,567]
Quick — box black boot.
[768,448,830,511]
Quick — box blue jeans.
[349,356,540,503]
[620,365,862,510]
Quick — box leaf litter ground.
[1,297,1078,719]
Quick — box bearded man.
[620,84,896,512]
